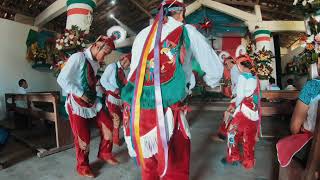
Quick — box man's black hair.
[18,79,26,87]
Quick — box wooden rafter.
[213,0,303,20]
[128,0,152,18]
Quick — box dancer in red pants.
[100,53,131,146]
[211,55,240,142]
[224,54,261,170]
[121,1,223,179]
[57,36,119,178]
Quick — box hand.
[227,105,235,113]
[114,88,120,95]
[81,95,91,104]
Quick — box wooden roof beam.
[34,0,67,27]
[128,0,152,18]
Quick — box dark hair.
[269,77,276,84]
[240,61,256,76]
[287,78,294,85]
[18,79,26,87]
[96,75,101,80]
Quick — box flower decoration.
[55,25,88,52]
[53,25,89,77]
[27,42,48,63]
[253,47,274,80]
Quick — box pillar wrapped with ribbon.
[66,0,96,32]
[253,28,272,51]
[253,28,274,89]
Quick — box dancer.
[100,53,131,146]
[121,1,223,179]
[224,54,261,170]
[211,54,240,142]
[57,36,119,178]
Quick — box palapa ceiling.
[0,0,306,48]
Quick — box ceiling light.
[109,14,114,18]
[111,0,116,5]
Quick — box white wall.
[0,18,59,120]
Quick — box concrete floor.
[0,111,283,180]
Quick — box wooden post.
[273,34,283,89]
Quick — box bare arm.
[290,100,309,134]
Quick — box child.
[211,55,240,142]
[100,53,131,146]
[224,55,261,170]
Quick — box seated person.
[285,78,297,91]
[277,77,320,168]
[17,79,28,94]
[266,77,280,90]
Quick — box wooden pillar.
[273,34,282,89]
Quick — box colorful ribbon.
[130,14,160,167]
[153,6,169,177]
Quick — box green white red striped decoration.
[254,29,271,51]
[66,0,96,32]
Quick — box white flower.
[50,66,53,70]
[81,43,86,47]
[65,43,69,47]
[77,41,81,45]
[56,39,60,42]
[60,39,64,44]
[302,0,307,6]
[57,45,62,50]
[69,34,74,40]
[64,39,68,43]
[70,41,74,45]
[65,33,69,36]
[293,0,299,5]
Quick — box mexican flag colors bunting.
[254,28,271,51]
[66,0,96,32]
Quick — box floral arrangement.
[299,34,319,65]
[55,25,88,52]
[254,47,274,80]
[27,42,48,63]
[52,25,89,77]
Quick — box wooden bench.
[279,106,320,180]
[4,92,73,158]
[261,90,299,117]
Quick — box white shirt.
[129,17,223,89]
[100,61,129,92]
[17,87,27,94]
[285,85,297,91]
[57,48,100,97]
[57,48,102,118]
[235,73,257,107]
[230,65,240,96]
[266,84,281,91]
[304,99,319,132]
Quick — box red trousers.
[67,105,114,173]
[226,112,258,169]
[105,93,122,144]
[142,129,190,180]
